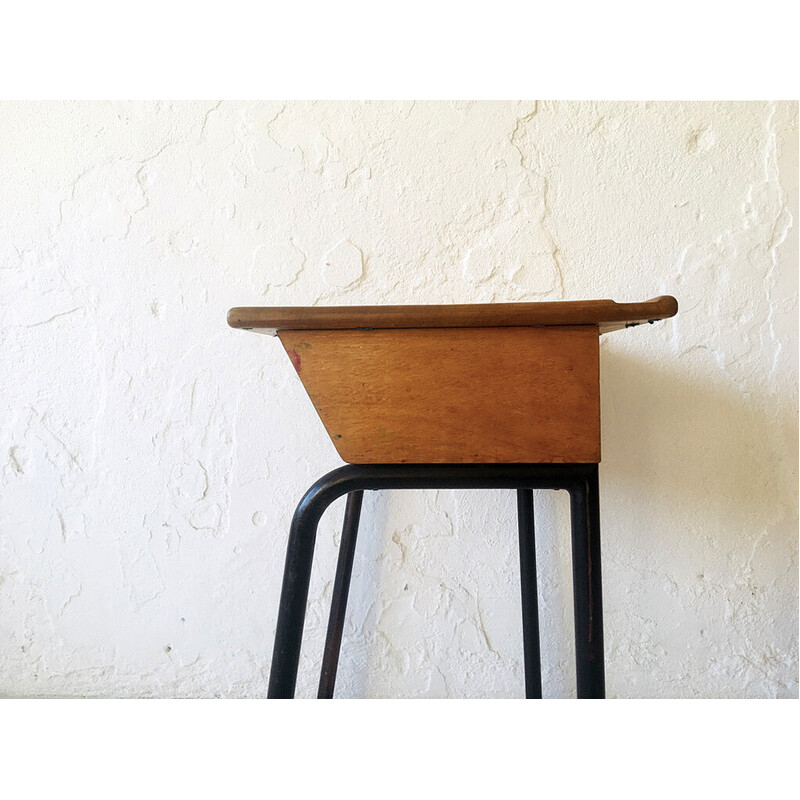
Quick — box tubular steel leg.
[267,462,603,698]
[267,499,325,699]
[517,489,543,699]
[318,491,364,699]
[569,464,605,698]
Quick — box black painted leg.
[517,489,543,698]
[267,463,605,698]
[569,464,605,698]
[318,491,364,699]
[267,478,347,698]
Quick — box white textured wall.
[1,100,797,698]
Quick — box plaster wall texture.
[0,100,797,698]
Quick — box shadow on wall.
[601,351,798,533]
[600,351,798,697]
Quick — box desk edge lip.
[226,295,678,335]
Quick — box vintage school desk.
[228,296,678,698]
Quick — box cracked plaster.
[0,100,797,698]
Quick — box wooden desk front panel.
[278,325,601,464]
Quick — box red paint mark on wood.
[288,348,302,373]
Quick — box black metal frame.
[267,463,604,699]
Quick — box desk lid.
[228,295,678,336]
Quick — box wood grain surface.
[278,326,601,464]
[230,295,677,336]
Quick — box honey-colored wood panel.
[230,295,677,336]
[278,326,600,464]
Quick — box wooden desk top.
[228,295,678,335]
